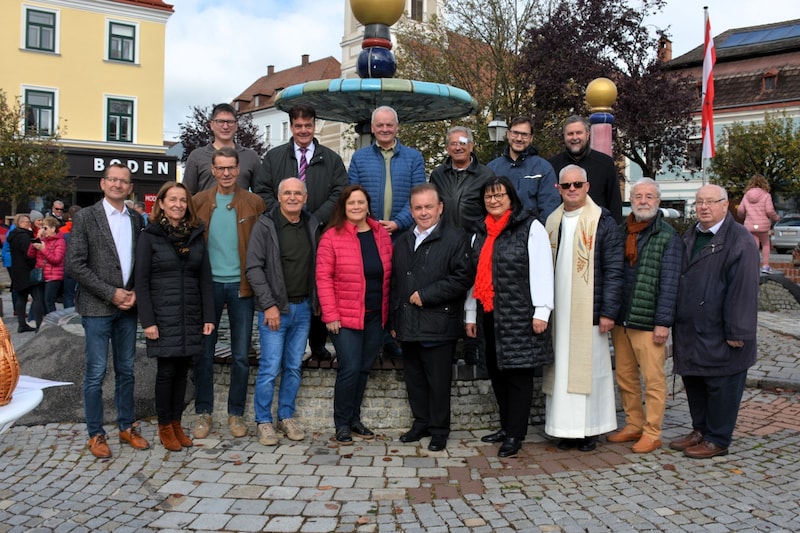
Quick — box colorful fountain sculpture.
[274,0,478,124]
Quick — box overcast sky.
[162,0,800,140]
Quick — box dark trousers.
[308,314,329,352]
[155,356,191,424]
[682,370,748,448]
[16,283,44,329]
[330,311,383,429]
[483,311,534,439]
[401,341,454,437]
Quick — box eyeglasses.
[695,198,725,207]
[213,165,239,174]
[104,177,131,185]
[211,119,237,127]
[484,192,508,202]
[447,141,470,147]
[52,207,63,211]
[558,181,586,190]
[508,130,532,139]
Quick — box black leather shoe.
[383,342,402,359]
[557,438,577,450]
[428,435,447,451]
[578,436,597,452]
[350,421,375,439]
[311,347,332,361]
[18,324,36,333]
[400,427,430,443]
[335,427,353,444]
[498,437,522,458]
[481,429,507,443]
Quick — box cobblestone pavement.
[2,277,800,531]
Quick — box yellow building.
[0,0,174,206]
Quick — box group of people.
[55,102,758,463]
[3,201,79,333]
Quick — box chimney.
[658,35,672,63]
[267,65,274,76]
[301,54,309,66]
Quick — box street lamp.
[488,118,508,158]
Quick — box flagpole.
[701,6,716,185]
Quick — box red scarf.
[474,210,512,312]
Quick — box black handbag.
[29,267,44,284]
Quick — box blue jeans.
[62,275,77,309]
[254,300,311,423]
[330,311,383,429]
[195,282,254,417]
[82,310,138,437]
[44,280,62,314]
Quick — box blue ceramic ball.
[356,47,397,79]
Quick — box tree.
[177,105,267,163]
[394,1,542,167]
[710,113,800,205]
[518,0,698,178]
[0,89,70,215]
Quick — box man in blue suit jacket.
[66,163,149,459]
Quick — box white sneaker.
[193,413,212,439]
[258,423,279,446]
[278,418,305,441]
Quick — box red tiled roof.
[110,0,174,12]
[233,56,342,113]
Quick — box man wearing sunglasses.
[543,165,624,452]
[488,115,560,220]
[184,103,262,194]
[549,115,622,223]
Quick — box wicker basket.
[0,317,21,406]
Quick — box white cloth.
[545,209,617,438]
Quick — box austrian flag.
[702,7,716,159]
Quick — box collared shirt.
[277,211,311,300]
[102,198,133,286]
[696,218,724,235]
[295,142,315,173]
[381,143,395,221]
[413,222,438,251]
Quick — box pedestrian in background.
[737,174,779,273]
[28,216,66,315]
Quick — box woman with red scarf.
[465,176,554,458]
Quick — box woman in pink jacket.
[316,185,392,445]
[737,174,779,272]
[28,216,67,314]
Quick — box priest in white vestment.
[543,165,624,451]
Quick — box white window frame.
[21,85,59,136]
[105,18,140,64]
[281,121,289,142]
[104,95,137,144]
[21,5,60,54]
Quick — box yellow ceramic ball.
[350,0,405,26]
[585,77,618,112]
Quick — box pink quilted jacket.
[27,232,66,281]
[737,187,779,233]
[316,217,393,330]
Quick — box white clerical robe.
[545,208,617,438]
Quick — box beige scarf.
[543,197,601,395]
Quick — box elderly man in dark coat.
[671,184,759,459]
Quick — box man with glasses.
[544,164,623,452]
[670,184,759,459]
[47,200,65,226]
[549,115,622,223]
[192,147,266,440]
[184,103,261,194]
[488,115,560,220]
[66,163,149,458]
[608,178,683,454]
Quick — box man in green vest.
[608,178,683,453]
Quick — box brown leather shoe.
[684,440,729,459]
[158,423,182,451]
[669,430,703,451]
[606,425,643,443]
[632,435,662,453]
[119,425,151,450]
[171,421,193,447]
[88,434,112,458]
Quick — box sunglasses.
[558,181,587,190]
